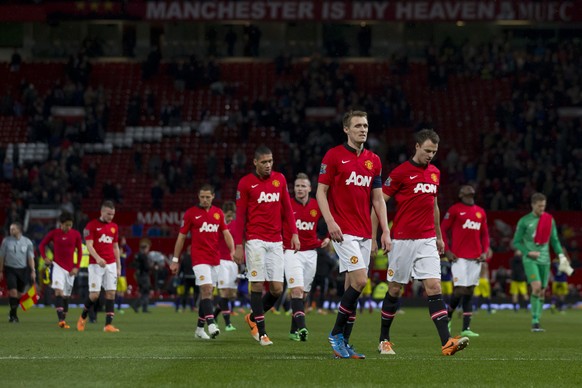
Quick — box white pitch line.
[0,355,579,361]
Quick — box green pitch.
[1,305,581,387]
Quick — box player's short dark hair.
[222,200,236,213]
[101,200,115,210]
[343,110,367,128]
[199,184,215,194]
[254,145,272,160]
[531,192,546,204]
[10,222,22,232]
[414,129,440,145]
[59,211,74,223]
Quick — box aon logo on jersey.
[200,222,219,232]
[413,183,437,194]
[98,234,114,244]
[462,219,481,230]
[296,220,315,231]
[258,192,280,203]
[345,171,371,187]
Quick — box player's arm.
[316,182,343,243]
[27,240,36,282]
[281,178,300,251]
[114,241,121,271]
[372,186,392,253]
[512,219,529,258]
[233,183,248,262]
[549,219,564,256]
[223,229,237,262]
[479,212,491,262]
[86,239,106,267]
[434,198,444,255]
[170,233,187,274]
[38,231,52,264]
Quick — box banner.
[0,1,580,23]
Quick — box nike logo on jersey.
[409,175,418,179]
[460,212,466,215]
[341,160,351,164]
[195,216,202,219]
[251,184,259,188]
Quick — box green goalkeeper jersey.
[512,212,563,265]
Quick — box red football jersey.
[218,219,236,261]
[180,205,227,266]
[318,144,382,238]
[39,228,83,272]
[441,202,490,259]
[383,160,440,239]
[234,171,297,244]
[283,198,324,251]
[84,219,119,264]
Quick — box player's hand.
[291,234,300,252]
[70,268,79,276]
[30,270,36,282]
[43,258,53,266]
[528,251,540,260]
[169,262,179,275]
[233,245,245,265]
[327,221,343,243]
[117,268,121,278]
[97,258,106,268]
[370,239,378,258]
[320,238,330,249]
[381,231,392,253]
[445,250,458,262]
[436,238,445,255]
[478,253,487,262]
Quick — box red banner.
[0,1,580,23]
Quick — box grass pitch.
[1,304,580,387]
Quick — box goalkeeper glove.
[558,253,574,276]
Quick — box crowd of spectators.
[433,35,582,211]
[2,34,582,234]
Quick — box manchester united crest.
[476,212,482,219]
[310,209,318,218]
[364,160,374,170]
[289,278,295,284]
[431,173,438,183]
[350,256,359,264]
[110,227,116,233]
[387,269,394,277]
[272,180,280,187]
[251,270,258,277]
[213,212,220,220]
[199,276,205,281]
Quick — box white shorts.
[193,264,219,286]
[332,234,371,274]
[218,260,238,289]
[387,238,440,283]
[451,258,481,287]
[284,249,317,292]
[89,263,118,292]
[51,262,76,296]
[245,239,284,282]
